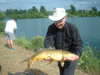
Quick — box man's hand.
[65,55,79,62]
[14,29,16,33]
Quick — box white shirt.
[5,20,17,33]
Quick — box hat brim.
[49,13,67,21]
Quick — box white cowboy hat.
[49,8,67,21]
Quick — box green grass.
[0,32,4,36]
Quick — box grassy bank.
[0,32,100,75]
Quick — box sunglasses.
[55,17,65,24]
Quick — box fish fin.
[61,56,64,62]
[60,56,64,67]
[47,59,53,65]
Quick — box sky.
[0,0,100,12]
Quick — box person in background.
[5,19,17,50]
[44,8,83,75]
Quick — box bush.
[0,11,6,20]
[0,11,6,32]
[14,35,44,52]
[76,44,100,74]
[0,21,6,32]
[31,35,44,52]
[14,36,32,49]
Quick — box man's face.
[54,17,67,30]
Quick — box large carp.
[28,49,76,70]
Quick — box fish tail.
[28,57,37,70]
[28,59,35,70]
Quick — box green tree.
[98,11,100,16]
[27,9,33,14]
[89,10,93,16]
[78,9,83,14]
[40,6,46,13]
[0,21,6,32]
[0,11,6,32]
[32,6,38,12]
[5,9,14,15]
[13,9,19,14]
[18,9,27,14]
[91,7,98,16]
[83,10,86,13]
[70,5,76,14]
[40,6,47,16]
[0,11,6,20]
[92,7,97,12]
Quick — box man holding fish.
[44,8,83,75]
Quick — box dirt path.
[0,36,88,75]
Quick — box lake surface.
[6,17,100,50]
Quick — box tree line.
[0,5,100,20]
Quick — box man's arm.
[44,25,55,61]
[44,25,54,48]
[71,27,83,57]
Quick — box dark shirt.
[44,22,83,57]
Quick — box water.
[66,17,100,50]
[5,17,100,50]
[15,18,52,38]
